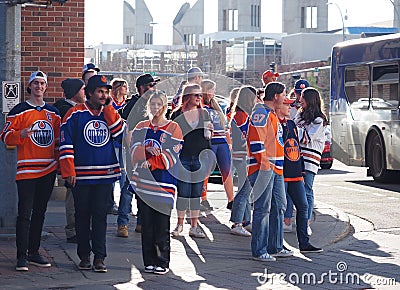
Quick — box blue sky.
[85,0,395,46]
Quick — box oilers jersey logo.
[84,120,110,147]
[284,138,300,161]
[144,139,162,150]
[30,120,54,147]
[209,109,220,123]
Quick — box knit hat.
[61,78,85,99]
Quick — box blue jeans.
[284,193,294,219]
[176,157,205,211]
[117,178,134,226]
[285,181,310,249]
[211,142,232,181]
[230,158,251,224]
[303,170,316,221]
[266,173,286,255]
[248,170,274,257]
[115,146,126,191]
[73,183,111,260]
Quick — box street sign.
[2,81,20,114]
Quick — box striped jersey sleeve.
[130,120,184,206]
[247,103,284,176]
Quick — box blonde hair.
[110,78,128,99]
[201,79,225,127]
[145,91,168,118]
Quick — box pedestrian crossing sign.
[2,81,20,114]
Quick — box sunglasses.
[191,93,203,98]
[146,83,156,88]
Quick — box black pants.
[72,183,111,260]
[141,200,172,268]
[16,171,56,259]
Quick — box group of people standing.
[1,63,328,275]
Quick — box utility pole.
[0,3,21,233]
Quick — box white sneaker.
[307,225,313,236]
[231,225,251,237]
[271,248,294,257]
[252,253,276,262]
[189,226,206,238]
[172,224,183,236]
[244,223,252,233]
[283,223,292,233]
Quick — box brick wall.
[21,0,85,103]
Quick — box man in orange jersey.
[1,71,61,271]
[247,82,293,262]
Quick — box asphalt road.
[314,160,400,235]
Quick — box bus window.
[345,65,369,109]
[372,64,399,110]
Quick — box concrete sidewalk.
[0,183,351,289]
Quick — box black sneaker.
[93,259,107,273]
[300,244,323,253]
[16,258,28,271]
[227,200,233,210]
[27,253,51,267]
[78,256,91,270]
[153,266,169,275]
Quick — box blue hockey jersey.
[59,103,125,185]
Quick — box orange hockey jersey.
[247,103,284,176]
[1,101,61,180]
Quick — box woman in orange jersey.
[1,71,60,271]
[130,91,183,275]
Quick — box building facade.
[282,0,328,34]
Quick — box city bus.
[330,33,400,182]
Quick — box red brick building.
[20,0,85,103]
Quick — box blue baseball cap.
[294,79,310,94]
[82,62,100,76]
[86,75,111,91]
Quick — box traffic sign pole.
[0,3,20,233]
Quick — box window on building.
[301,6,318,29]
[251,5,254,26]
[227,9,238,31]
[183,34,196,46]
[144,33,153,45]
[251,5,260,27]
[125,35,134,45]
[223,9,227,31]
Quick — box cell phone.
[105,97,111,106]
